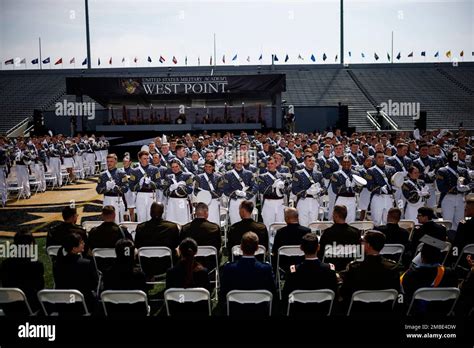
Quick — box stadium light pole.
[85,0,91,69]
[340,0,344,65]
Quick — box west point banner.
[66,74,286,100]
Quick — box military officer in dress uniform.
[186,150,204,175]
[366,151,397,226]
[330,156,361,223]
[129,150,161,222]
[402,166,430,222]
[358,156,374,221]
[32,142,47,192]
[165,159,194,225]
[223,155,258,225]
[122,154,136,222]
[73,137,85,179]
[287,147,304,173]
[63,140,76,183]
[193,159,224,225]
[14,142,33,198]
[47,139,63,187]
[96,153,129,224]
[151,152,168,204]
[323,142,345,220]
[387,143,412,207]
[84,138,96,177]
[292,154,325,227]
[347,141,364,168]
[258,156,287,231]
[412,143,439,209]
[436,150,472,230]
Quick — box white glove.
[457,185,471,193]
[106,181,116,190]
[144,177,151,185]
[424,166,430,175]
[170,183,179,191]
[380,185,389,194]
[345,178,352,188]
[276,180,285,190]
[236,190,246,197]
[139,177,145,186]
[427,170,436,179]
[177,180,186,187]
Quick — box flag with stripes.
[54,58,63,65]
[172,56,177,64]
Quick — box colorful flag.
[374,53,379,60]
[310,54,316,62]
[222,55,225,63]
[70,57,75,64]
[159,56,165,63]
[147,56,152,63]
[172,56,177,64]
[421,51,426,57]
[446,50,452,58]
[19,58,26,64]
[31,58,39,64]
[54,58,62,65]
[460,51,464,57]
[396,52,401,60]
[109,57,112,65]
[434,51,439,58]
[298,54,304,60]
[408,52,413,58]
[4,59,14,65]
[232,54,238,61]
[43,57,50,64]
[322,53,327,61]
[258,54,263,61]
[284,54,289,62]
[82,58,87,65]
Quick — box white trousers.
[297,198,320,228]
[359,188,371,210]
[208,198,221,226]
[425,183,437,209]
[33,163,46,191]
[136,192,155,223]
[166,197,191,225]
[327,187,336,221]
[229,198,245,225]
[371,194,394,226]
[262,198,285,231]
[85,153,96,176]
[15,165,30,197]
[404,199,425,223]
[334,196,357,224]
[103,195,125,224]
[74,155,84,178]
[124,190,136,209]
[49,157,62,187]
[441,194,464,231]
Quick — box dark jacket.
[228,218,269,255]
[134,218,180,253]
[88,222,131,250]
[180,218,221,253]
[103,261,147,292]
[166,260,210,291]
[271,223,311,256]
[47,222,88,252]
[282,258,338,300]
[454,217,474,251]
[410,221,447,253]
[318,223,361,270]
[375,223,410,247]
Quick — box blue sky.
[0,0,472,69]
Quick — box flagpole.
[39,37,43,70]
[213,33,216,67]
[391,31,394,64]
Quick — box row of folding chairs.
[0,287,462,317]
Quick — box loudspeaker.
[415,111,427,132]
[336,105,349,131]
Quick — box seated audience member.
[179,202,221,253]
[88,206,132,251]
[400,243,457,313]
[317,205,361,271]
[134,202,180,256]
[453,197,474,252]
[103,239,147,292]
[47,206,88,253]
[271,207,311,256]
[54,233,98,310]
[374,208,409,247]
[458,255,474,316]
[282,233,338,302]
[410,207,447,254]
[0,230,44,313]
[340,231,400,307]
[220,232,276,302]
[166,238,210,291]
[228,200,269,256]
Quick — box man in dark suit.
[282,233,338,301]
[271,207,311,257]
[374,208,410,247]
[220,232,276,302]
[409,207,447,255]
[340,231,400,307]
[47,206,88,253]
[317,205,361,271]
[88,206,132,251]
[134,202,180,253]
[454,197,474,252]
[227,200,269,256]
[180,202,221,253]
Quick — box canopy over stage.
[60,73,286,135]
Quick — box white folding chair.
[436,219,453,231]
[92,248,117,292]
[287,289,335,316]
[380,244,405,264]
[196,246,220,294]
[101,290,150,316]
[7,182,26,201]
[347,289,398,316]
[164,288,211,316]
[349,221,374,232]
[399,220,416,233]
[37,289,89,316]
[231,245,266,262]
[137,247,173,285]
[226,290,273,316]
[29,177,41,195]
[44,173,58,190]
[308,221,334,235]
[276,246,305,299]
[0,288,34,316]
[268,222,286,251]
[82,220,103,232]
[454,243,474,269]
[407,287,460,316]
